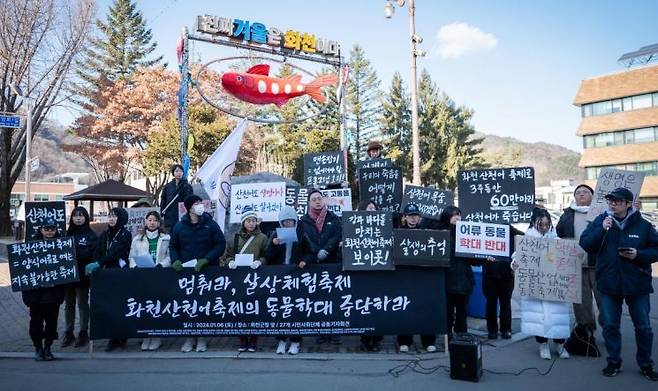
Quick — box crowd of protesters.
[17,140,658,382]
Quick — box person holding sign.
[160,164,194,232]
[85,207,133,352]
[22,218,66,361]
[580,188,658,381]
[397,203,437,353]
[170,194,226,353]
[222,206,268,353]
[513,208,571,360]
[266,206,314,355]
[128,211,171,351]
[61,207,98,349]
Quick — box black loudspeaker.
[449,333,482,382]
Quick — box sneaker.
[247,343,257,352]
[556,343,570,359]
[105,339,119,352]
[196,338,207,352]
[602,363,622,377]
[149,338,161,351]
[180,338,194,353]
[74,331,89,348]
[34,347,45,362]
[539,343,551,360]
[426,345,437,353]
[141,338,150,351]
[501,332,512,339]
[288,342,300,355]
[640,366,658,381]
[399,344,409,353]
[43,346,55,361]
[61,332,75,348]
[276,340,287,355]
[488,332,498,340]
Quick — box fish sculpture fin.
[305,74,338,104]
[246,64,270,76]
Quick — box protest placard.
[358,167,403,213]
[400,185,453,221]
[455,221,510,260]
[8,237,78,292]
[229,182,286,223]
[357,158,392,171]
[285,187,352,217]
[126,207,159,237]
[393,229,451,267]
[458,167,535,224]
[513,236,584,303]
[342,211,394,271]
[24,201,66,240]
[587,168,645,221]
[303,151,346,188]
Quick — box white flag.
[195,119,247,230]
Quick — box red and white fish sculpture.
[221,64,337,107]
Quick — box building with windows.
[573,63,658,210]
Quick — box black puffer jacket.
[21,232,66,306]
[300,210,342,263]
[266,224,315,265]
[94,208,132,268]
[66,207,99,286]
[160,178,194,230]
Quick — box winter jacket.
[94,208,132,269]
[221,227,269,266]
[556,206,596,267]
[160,178,193,230]
[266,224,315,265]
[517,227,571,339]
[169,212,226,265]
[129,232,171,268]
[21,232,66,307]
[66,209,99,286]
[300,210,342,263]
[580,208,658,296]
[482,225,524,279]
[441,223,476,295]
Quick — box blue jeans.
[600,293,654,368]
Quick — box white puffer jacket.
[128,232,171,268]
[515,227,572,339]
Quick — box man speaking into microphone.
[580,187,658,381]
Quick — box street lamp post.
[9,83,33,203]
[385,0,425,185]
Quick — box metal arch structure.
[618,43,658,68]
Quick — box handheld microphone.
[604,210,612,231]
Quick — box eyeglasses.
[606,199,627,205]
[42,227,57,231]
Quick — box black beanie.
[574,184,594,196]
[184,194,202,212]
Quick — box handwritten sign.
[358,167,403,213]
[513,236,584,304]
[342,211,394,271]
[8,237,78,292]
[393,229,450,267]
[357,158,392,171]
[455,221,510,260]
[458,167,535,224]
[229,182,286,223]
[285,187,353,218]
[401,185,453,221]
[587,168,645,221]
[126,207,159,237]
[24,201,66,240]
[303,151,346,188]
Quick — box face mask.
[145,230,159,239]
[192,204,205,216]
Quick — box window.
[592,101,612,115]
[624,130,635,144]
[583,135,594,148]
[582,104,593,117]
[611,99,622,113]
[653,92,658,106]
[613,132,624,145]
[634,127,656,143]
[33,194,48,201]
[594,132,614,147]
[586,167,599,180]
[55,195,64,201]
[632,94,652,110]
[636,162,658,175]
[622,97,633,111]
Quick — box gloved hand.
[172,260,183,272]
[85,262,100,276]
[250,260,262,270]
[195,258,209,272]
[317,249,329,261]
[228,260,237,269]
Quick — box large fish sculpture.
[221,64,337,107]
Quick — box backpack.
[564,324,601,357]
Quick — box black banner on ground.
[24,201,66,240]
[358,167,403,213]
[341,211,394,271]
[393,229,451,267]
[89,264,446,339]
[8,237,78,292]
[303,151,346,188]
[400,185,453,221]
[457,167,535,224]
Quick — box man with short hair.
[580,187,658,381]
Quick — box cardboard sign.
[126,207,159,237]
[401,185,453,221]
[342,211,394,271]
[587,168,645,221]
[358,167,403,213]
[303,151,346,188]
[455,221,510,260]
[513,236,584,304]
[8,237,78,291]
[285,187,352,218]
[458,167,535,224]
[229,182,286,223]
[393,229,451,267]
[24,201,66,240]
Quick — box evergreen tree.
[346,45,381,158]
[380,72,412,178]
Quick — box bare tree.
[0,0,94,236]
